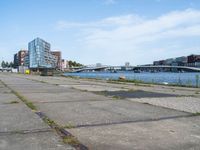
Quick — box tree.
[1,61,6,68]
[9,62,14,68]
[1,61,14,68]
[5,62,9,68]
[68,60,83,67]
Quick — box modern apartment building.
[18,50,28,66]
[13,50,28,68]
[153,55,200,67]
[28,38,57,69]
[187,54,200,67]
[24,52,29,67]
[51,51,62,70]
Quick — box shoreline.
[62,74,200,89]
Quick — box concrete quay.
[0,73,200,150]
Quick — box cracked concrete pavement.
[1,73,200,150]
[0,74,74,150]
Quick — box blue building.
[28,38,57,69]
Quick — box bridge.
[0,68,12,72]
[71,66,108,73]
[71,65,200,73]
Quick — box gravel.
[129,97,200,113]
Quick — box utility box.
[25,69,30,74]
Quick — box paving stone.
[23,91,111,103]
[35,100,189,127]
[129,97,200,113]
[0,93,20,104]
[0,104,48,132]
[69,116,200,150]
[0,131,74,150]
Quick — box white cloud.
[56,14,143,30]
[55,9,200,65]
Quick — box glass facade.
[14,53,19,68]
[24,53,29,67]
[28,38,57,69]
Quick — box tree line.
[1,60,83,68]
[1,61,14,68]
[68,60,83,67]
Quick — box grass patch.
[11,90,37,111]
[112,95,121,100]
[43,117,57,127]
[193,112,200,116]
[195,91,200,94]
[42,117,82,146]
[0,80,37,111]
[107,79,153,87]
[80,89,88,92]
[107,81,123,85]
[107,78,200,88]
[63,136,80,145]
[63,123,75,129]
[26,101,37,110]
[9,100,19,104]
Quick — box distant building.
[51,51,62,70]
[13,50,28,69]
[28,38,57,69]
[125,62,130,67]
[13,53,19,68]
[188,55,197,63]
[163,58,174,66]
[96,63,102,67]
[61,59,69,71]
[175,56,187,66]
[187,54,200,67]
[154,60,165,65]
[153,61,159,66]
[24,52,29,67]
[18,50,28,66]
[153,54,200,68]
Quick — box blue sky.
[1,0,200,65]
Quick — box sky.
[0,0,200,66]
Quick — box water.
[64,72,200,87]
